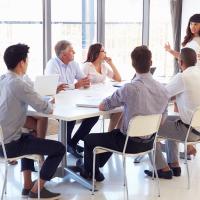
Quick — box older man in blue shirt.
[0,44,65,199]
[79,45,169,182]
[45,40,99,158]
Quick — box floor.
[1,119,200,200]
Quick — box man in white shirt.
[45,40,99,158]
[145,47,200,179]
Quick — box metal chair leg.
[184,144,190,189]
[92,151,96,195]
[152,151,160,197]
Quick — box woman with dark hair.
[165,13,200,65]
[83,43,121,83]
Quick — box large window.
[51,0,97,65]
[0,0,43,78]
[149,0,173,79]
[105,0,143,80]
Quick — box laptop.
[34,75,59,96]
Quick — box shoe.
[28,187,61,199]
[79,164,105,182]
[168,164,181,177]
[76,144,84,153]
[144,169,173,179]
[67,145,83,159]
[22,180,36,198]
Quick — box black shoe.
[67,145,83,159]
[21,180,36,198]
[95,170,105,182]
[28,187,61,199]
[168,164,181,177]
[76,144,84,153]
[144,169,173,179]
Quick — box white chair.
[0,126,41,199]
[92,114,162,199]
[158,106,200,189]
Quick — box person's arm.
[105,57,121,82]
[164,42,180,59]
[99,84,129,111]
[12,79,53,114]
[165,73,185,98]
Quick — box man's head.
[179,47,197,71]
[55,40,75,64]
[3,43,29,75]
[131,45,152,73]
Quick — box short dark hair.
[180,47,197,67]
[3,43,29,70]
[131,45,152,73]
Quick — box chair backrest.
[127,114,162,138]
[190,106,200,129]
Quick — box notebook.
[34,75,59,96]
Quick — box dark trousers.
[84,129,154,173]
[67,116,99,146]
[0,134,66,181]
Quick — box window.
[149,0,173,78]
[105,0,143,80]
[51,0,97,64]
[0,0,43,78]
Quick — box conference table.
[28,82,123,190]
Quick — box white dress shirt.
[166,66,200,127]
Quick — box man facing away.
[0,43,66,199]
[79,45,169,182]
[145,47,200,179]
[45,40,99,158]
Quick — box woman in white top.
[165,13,200,66]
[165,14,200,157]
[83,43,121,83]
[83,43,122,131]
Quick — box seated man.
[0,43,66,199]
[45,40,99,158]
[144,47,200,179]
[79,45,169,181]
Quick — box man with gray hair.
[45,40,99,159]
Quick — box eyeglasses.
[100,50,106,53]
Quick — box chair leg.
[184,145,190,189]
[123,156,128,199]
[152,151,160,197]
[1,162,8,200]
[38,160,40,199]
[92,152,96,195]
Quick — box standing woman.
[83,43,121,83]
[83,43,122,131]
[165,13,200,65]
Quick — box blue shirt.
[45,57,85,88]
[0,72,53,144]
[102,73,169,134]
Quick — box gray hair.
[54,40,72,57]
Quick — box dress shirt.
[82,62,113,83]
[166,66,200,128]
[45,57,85,89]
[0,72,53,144]
[102,72,169,134]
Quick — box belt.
[180,121,200,137]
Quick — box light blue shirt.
[0,72,53,144]
[102,73,169,134]
[45,57,85,88]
